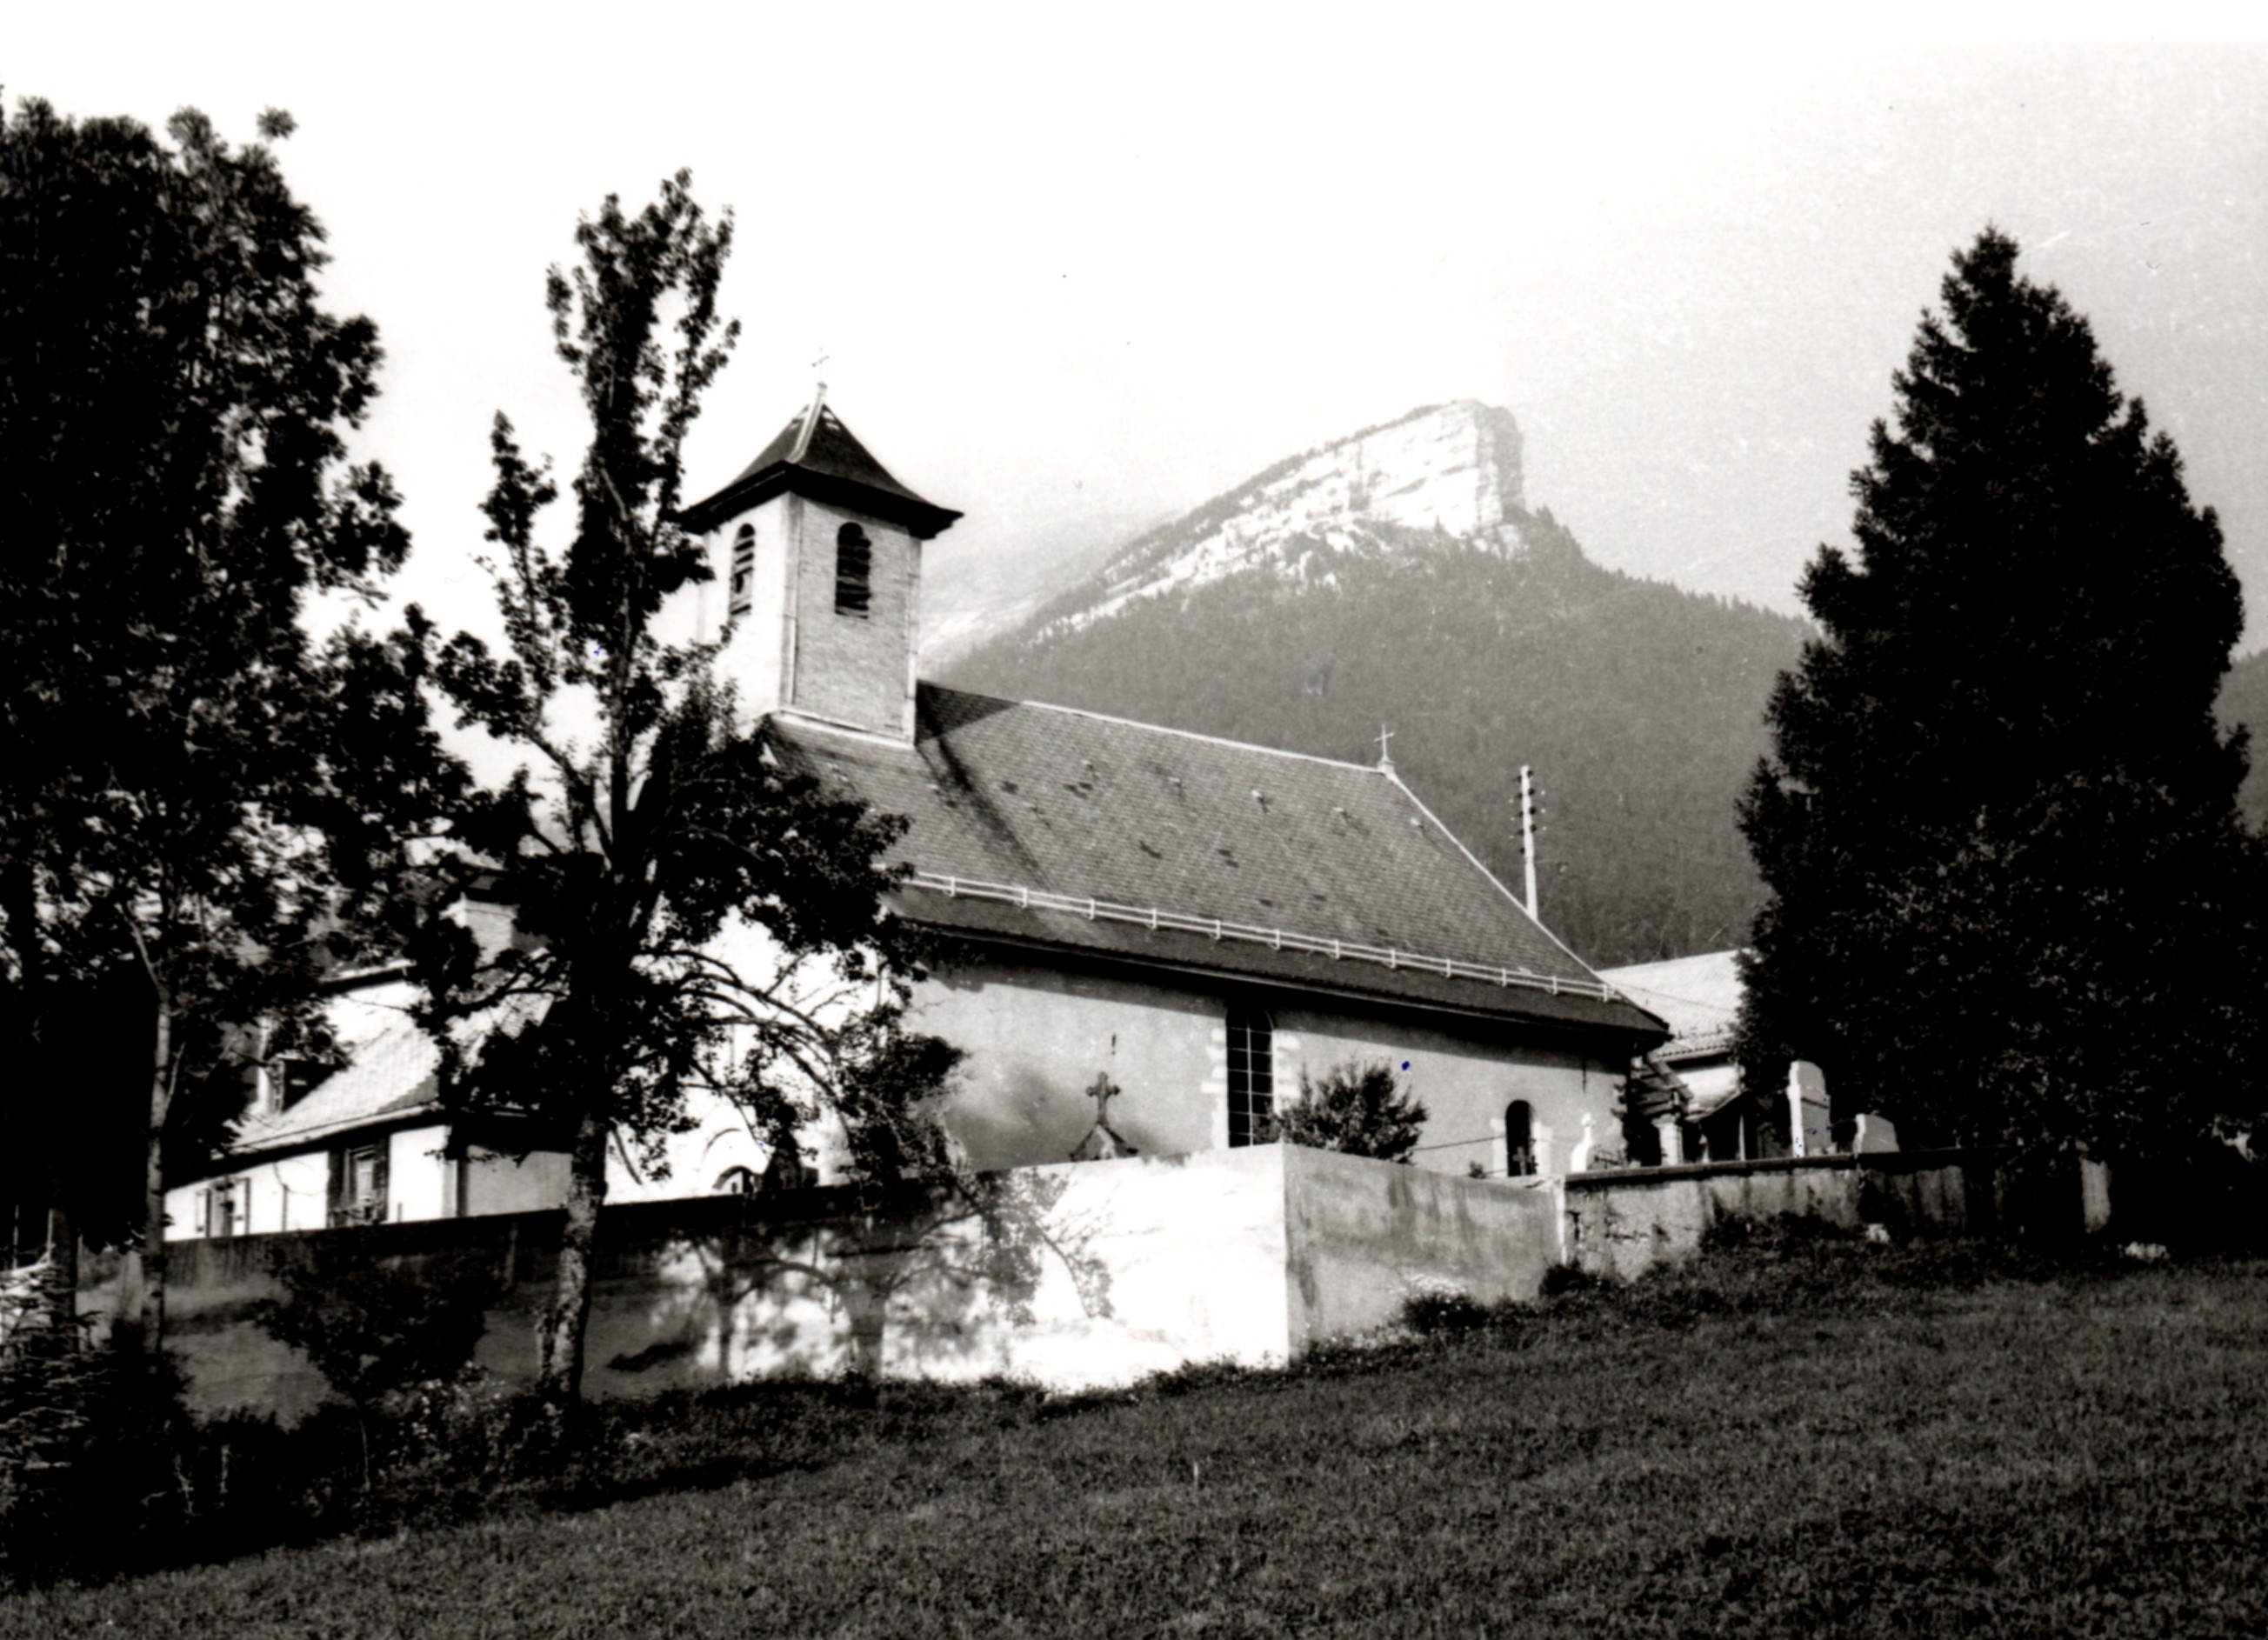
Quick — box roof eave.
[677,464,963,539]
[903,911,1670,1045]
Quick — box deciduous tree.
[422,174,951,1407]
[0,98,457,1353]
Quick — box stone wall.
[90,1146,1565,1420]
[1562,1151,2006,1281]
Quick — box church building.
[678,390,1665,1179]
[166,394,1664,1241]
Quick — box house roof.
[676,397,963,540]
[230,1017,441,1156]
[1595,950,1743,1063]
[766,685,1665,1040]
[224,992,547,1159]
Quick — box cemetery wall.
[83,1145,1563,1419]
[1561,1151,2004,1281]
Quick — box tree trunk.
[117,997,172,1358]
[537,1098,610,1407]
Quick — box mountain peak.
[1035,401,1547,642]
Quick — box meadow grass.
[7,1234,2266,1637]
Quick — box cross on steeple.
[1089,1075,1120,1126]
[1376,723,1396,771]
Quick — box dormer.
[677,390,960,742]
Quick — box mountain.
[938,402,1812,968]
[920,510,1146,670]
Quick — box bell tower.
[677,384,960,742]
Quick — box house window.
[270,1056,328,1112]
[204,1179,240,1238]
[1504,1100,1536,1177]
[834,523,872,617]
[330,1143,389,1227]
[729,522,755,619]
[1226,1004,1275,1147]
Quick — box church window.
[834,522,873,616]
[729,523,756,619]
[1504,1100,1536,1177]
[1226,1004,1276,1147]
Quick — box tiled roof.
[230,1017,440,1155]
[1596,950,1743,1061]
[767,686,1664,1039]
[225,993,547,1158]
[677,400,962,539]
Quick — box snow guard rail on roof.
[904,872,1618,1002]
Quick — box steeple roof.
[677,397,962,539]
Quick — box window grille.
[1227,1005,1275,1147]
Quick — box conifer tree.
[1739,229,2268,1166]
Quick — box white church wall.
[1270,1005,1618,1180]
[910,949,1626,1180]
[911,955,1224,1167]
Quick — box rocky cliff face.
[1039,401,1546,640]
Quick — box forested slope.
[942,515,1810,967]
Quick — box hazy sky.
[18,10,2268,645]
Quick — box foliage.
[415,173,951,1403]
[1396,1277,1491,1334]
[254,1245,503,1410]
[0,1338,193,1589]
[945,512,1810,967]
[830,1018,965,1187]
[1273,1059,1428,1161]
[0,97,461,1345]
[1739,228,2268,1166]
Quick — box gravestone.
[1786,1061,1831,1157]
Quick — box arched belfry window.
[1504,1100,1536,1178]
[1226,1004,1275,1147]
[729,523,756,620]
[835,522,873,617]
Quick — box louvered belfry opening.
[1227,1004,1276,1147]
[729,522,756,619]
[834,521,873,616]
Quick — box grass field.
[8,1236,2267,1637]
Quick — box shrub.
[1398,1279,1491,1335]
[1274,1059,1428,1162]
[0,1341,195,1589]
[256,1243,504,1412]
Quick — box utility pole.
[1518,764,1543,919]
